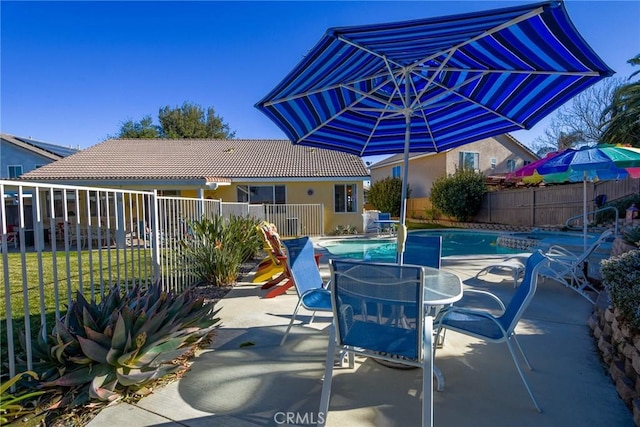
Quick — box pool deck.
[87,240,634,427]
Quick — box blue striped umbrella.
[256,1,612,262]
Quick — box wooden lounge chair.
[253,223,287,285]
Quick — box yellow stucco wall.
[370,154,447,199]
[184,181,366,233]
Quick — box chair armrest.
[459,289,507,311]
[544,253,577,270]
[436,289,505,324]
[545,245,576,257]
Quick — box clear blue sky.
[2,0,639,164]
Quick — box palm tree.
[601,54,640,147]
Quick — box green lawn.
[1,248,156,373]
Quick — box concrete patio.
[88,246,634,426]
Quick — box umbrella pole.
[583,171,588,252]
[396,109,411,265]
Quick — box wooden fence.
[407,177,639,227]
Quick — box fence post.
[151,190,162,286]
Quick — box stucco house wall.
[370,134,537,199]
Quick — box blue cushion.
[301,289,332,311]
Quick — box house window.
[523,160,531,166]
[8,165,23,178]
[392,165,401,178]
[458,152,479,171]
[237,185,286,204]
[490,158,497,169]
[507,159,517,172]
[335,184,357,213]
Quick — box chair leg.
[422,316,434,427]
[506,338,541,412]
[318,324,336,427]
[432,322,445,391]
[510,332,533,370]
[280,300,303,346]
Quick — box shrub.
[181,215,263,286]
[368,177,410,217]
[622,225,640,247]
[430,169,486,221]
[333,225,358,235]
[601,250,640,330]
[423,207,442,221]
[28,284,219,411]
[595,194,640,223]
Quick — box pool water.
[319,229,523,262]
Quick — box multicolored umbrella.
[505,151,561,184]
[536,144,640,181]
[511,144,640,249]
[256,1,612,263]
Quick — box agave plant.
[31,283,220,403]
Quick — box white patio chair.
[319,259,434,427]
[475,254,530,288]
[538,229,613,303]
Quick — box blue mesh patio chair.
[280,236,332,346]
[434,250,548,413]
[404,234,442,268]
[319,259,434,427]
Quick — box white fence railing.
[1,179,324,380]
[263,203,324,237]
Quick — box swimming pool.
[497,229,602,251]
[319,229,524,262]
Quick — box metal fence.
[1,179,324,380]
[262,203,324,236]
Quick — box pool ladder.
[564,206,618,237]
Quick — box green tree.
[116,115,160,138]
[159,102,235,139]
[113,102,235,139]
[601,54,640,148]
[430,169,486,222]
[367,177,410,217]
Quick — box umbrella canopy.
[505,151,561,183]
[256,1,612,262]
[511,144,640,249]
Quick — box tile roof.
[21,139,369,182]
